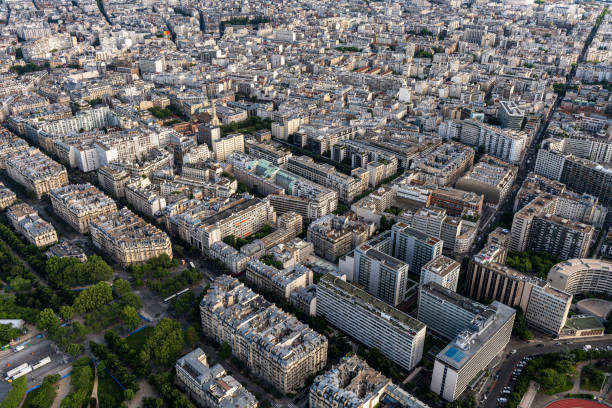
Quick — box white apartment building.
[420,256,460,292]
[317,274,426,371]
[524,282,572,336]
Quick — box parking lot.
[0,339,69,401]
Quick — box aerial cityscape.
[0,0,611,407]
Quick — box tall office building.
[430,301,515,401]
[391,223,443,276]
[317,274,426,371]
[353,244,410,306]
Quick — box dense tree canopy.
[73,282,113,314]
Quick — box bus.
[5,363,31,381]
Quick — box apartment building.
[212,132,244,162]
[458,119,527,164]
[351,244,410,306]
[455,155,517,204]
[50,184,117,234]
[309,356,391,408]
[6,148,69,199]
[316,274,426,371]
[97,166,131,199]
[175,348,257,408]
[510,193,593,259]
[267,238,313,269]
[420,255,460,292]
[404,207,476,254]
[7,203,58,248]
[413,142,474,186]
[90,208,172,266]
[229,154,338,221]
[547,258,612,296]
[527,214,593,260]
[428,188,484,218]
[245,260,313,299]
[209,240,264,275]
[124,178,166,217]
[0,128,29,169]
[0,183,17,210]
[307,214,374,262]
[287,155,365,203]
[535,145,612,206]
[497,101,525,131]
[197,198,276,251]
[391,223,443,276]
[199,276,327,393]
[466,237,572,336]
[246,140,292,167]
[524,282,572,336]
[418,282,500,343]
[431,301,515,401]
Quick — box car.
[536,344,545,347]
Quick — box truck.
[13,344,25,352]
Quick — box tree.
[29,374,60,408]
[173,292,195,315]
[124,389,135,401]
[59,305,74,321]
[113,279,131,297]
[0,376,27,408]
[219,342,232,359]
[66,343,82,356]
[121,306,140,332]
[38,308,60,332]
[145,318,184,366]
[73,282,113,314]
[185,326,198,346]
[0,323,22,343]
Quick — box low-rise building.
[7,203,58,248]
[176,348,257,408]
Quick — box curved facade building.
[547,259,612,296]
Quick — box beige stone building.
[6,148,68,199]
[200,276,327,393]
[7,203,58,248]
[50,184,118,234]
[90,207,172,266]
[0,183,17,210]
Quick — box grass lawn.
[125,326,154,351]
[97,372,125,408]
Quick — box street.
[0,338,69,401]
[482,336,612,408]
